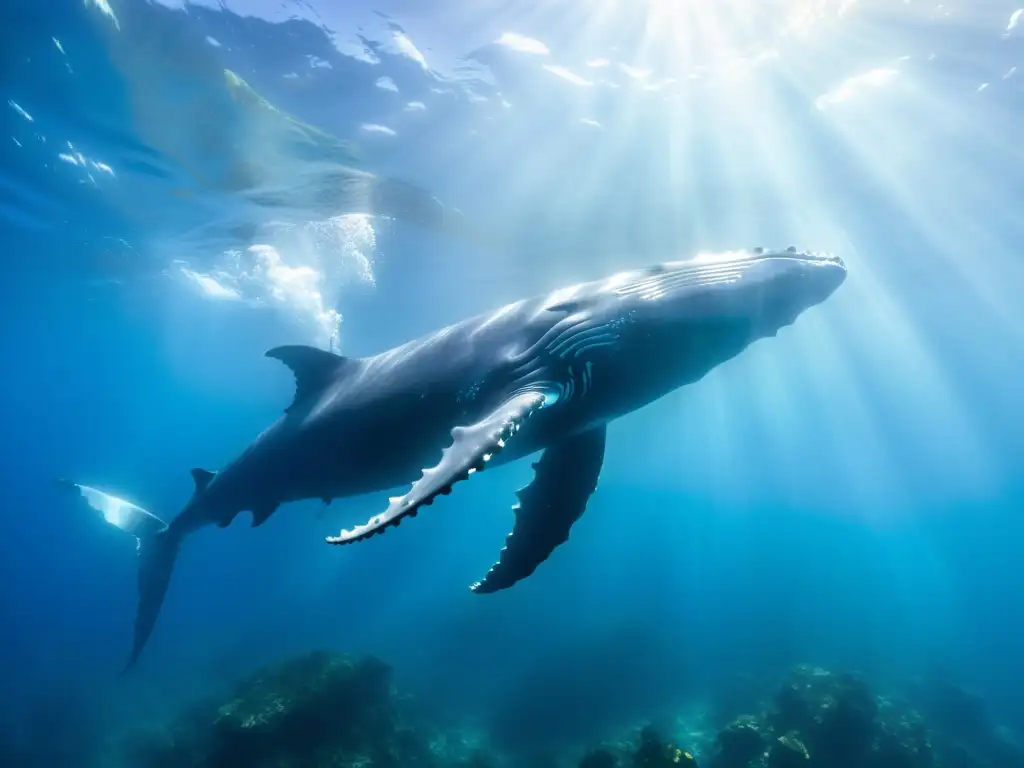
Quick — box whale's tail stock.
[56,479,182,673]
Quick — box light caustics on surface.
[467,0,1021,513]
[482,0,856,91]
[26,4,388,348]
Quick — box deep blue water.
[2,0,1024,764]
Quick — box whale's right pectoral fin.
[326,391,547,545]
[470,425,606,594]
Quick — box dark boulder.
[580,746,618,768]
[123,650,428,768]
[768,732,810,768]
[710,715,764,768]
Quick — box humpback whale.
[77,247,845,670]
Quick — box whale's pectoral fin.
[326,391,547,545]
[471,425,606,594]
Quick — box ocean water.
[2,0,1024,766]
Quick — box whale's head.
[611,246,846,341]
[558,247,846,400]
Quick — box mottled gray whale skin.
[121,247,846,670]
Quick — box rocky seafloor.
[7,652,1023,768]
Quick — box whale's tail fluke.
[57,479,168,543]
[56,479,181,673]
[125,527,181,673]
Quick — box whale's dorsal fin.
[190,468,215,493]
[266,345,356,413]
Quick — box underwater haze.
[2,0,1024,766]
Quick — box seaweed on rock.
[209,651,394,763]
[112,655,1021,768]
[123,650,433,768]
[710,715,764,768]
[707,666,935,768]
[767,733,810,768]
[632,723,700,768]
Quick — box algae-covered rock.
[755,666,942,768]
[762,666,878,766]
[911,678,1023,768]
[126,650,414,768]
[114,656,1009,768]
[867,702,932,768]
[710,715,763,768]
[632,724,699,767]
[808,673,877,765]
[767,732,809,768]
[207,650,393,766]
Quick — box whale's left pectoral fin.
[471,425,606,594]
[326,391,547,545]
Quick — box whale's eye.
[786,245,797,253]
[753,247,765,254]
